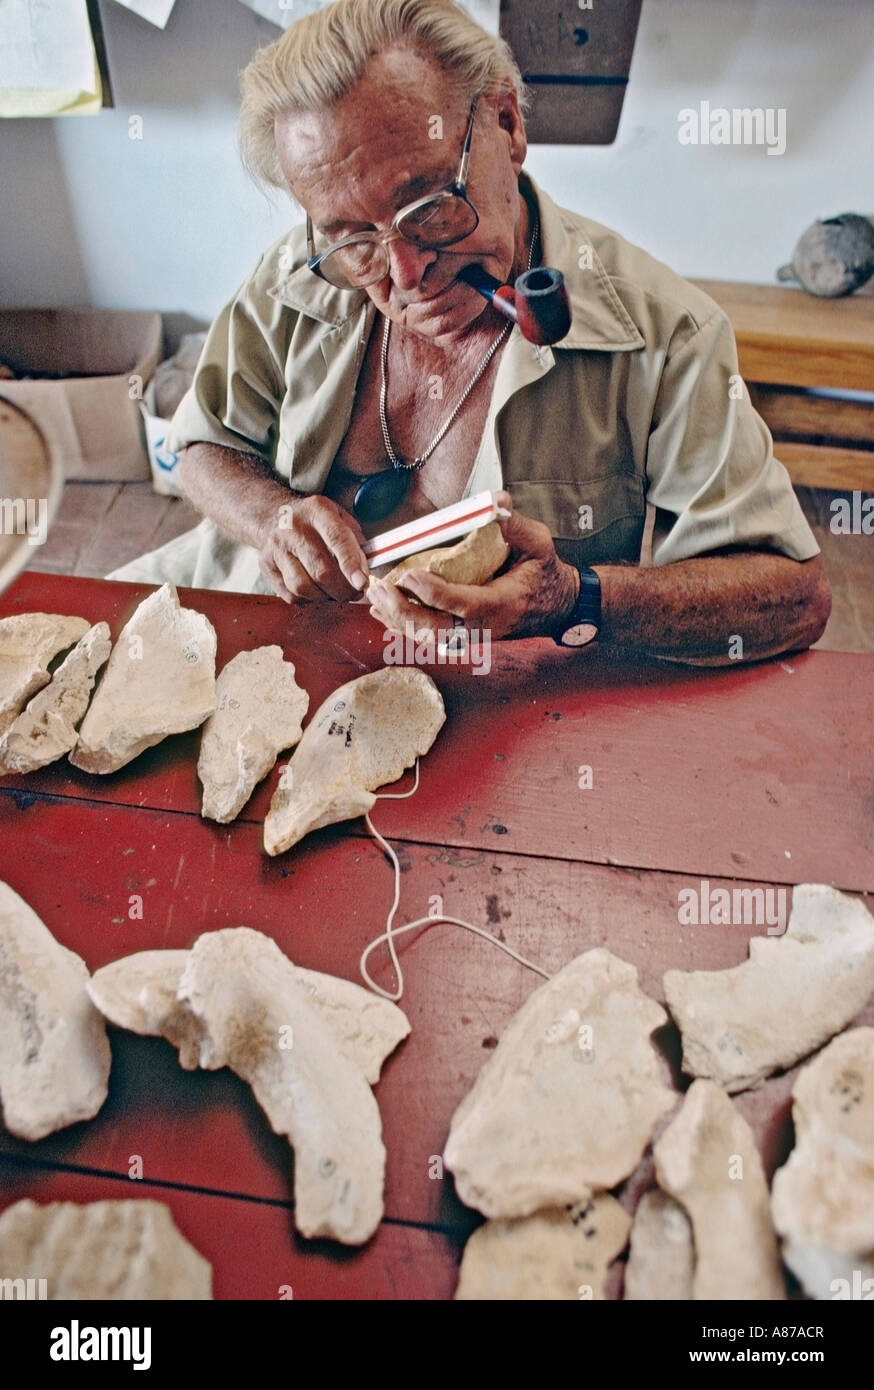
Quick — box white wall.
[1,0,872,348]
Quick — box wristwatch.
[556,564,602,648]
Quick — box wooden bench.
[692,279,874,490]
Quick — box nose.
[385,233,438,292]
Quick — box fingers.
[310,506,370,593]
[496,504,554,560]
[259,553,294,604]
[367,578,443,638]
[272,547,328,602]
[393,569,509,624]
[265,496,370,601]
[277,528,355,601]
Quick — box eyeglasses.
[306,98,481,290]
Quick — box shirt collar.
[267,171,644,352]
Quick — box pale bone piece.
[198,646,309,823]
[264,667,445,856]
[654,1079,785,1300]
[87,950,205,1066]
[664,884,874,1093]
[0,612,90,736]
[177,928,388,1244]
[771,1027,874,1257]
[377,521,510,588]
[0,1198,212,1299]
[87,944,410,1084]
[455,1195,631,1301]
[781,1239,874,1301]
[623,1189,695,1301]
[0,623,111,773]
[70,583,216,774]
[444,949,675,1219]
[0,879,110,1140]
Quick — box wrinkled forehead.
[275,48,470,226]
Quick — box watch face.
[561,622,599,648]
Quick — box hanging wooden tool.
[500,0,643,144]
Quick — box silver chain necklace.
[378,211,540,473]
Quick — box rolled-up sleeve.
[166,253,289,465]
[645,309,819,565]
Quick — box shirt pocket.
[506,474,647,566]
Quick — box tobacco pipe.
[457,264,572,345]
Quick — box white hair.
[239,0,527,189]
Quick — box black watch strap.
[556,565,602,647]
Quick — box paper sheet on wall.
[236,0,499,31]
[0,0,101,116]
[111,0,176,28]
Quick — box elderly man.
[114,0,830,662]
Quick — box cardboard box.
[0,309,162,481]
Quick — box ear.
[494,83,528,174]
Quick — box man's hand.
[367,492,579,640]
[258,495,370,602]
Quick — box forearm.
[178,443,296,549]
[592,552,831,664]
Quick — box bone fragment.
[623,1189,695,1301]
[664,884,874,1093]
[0,623,111,773]
[264,667,445,855]
[177,928,388,1243]
[87,944,410,1083]
[654,1079,785,1299]
[71,584,216,773]
[0,612,90,736]
[455,1195,631,1300]
[379,521,509,588]
[771,1027,874,1258]
[0,879,110,1140]
[0,1198,212,1298]
[444,949,674,1218]
[198,646,308,822]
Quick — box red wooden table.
[2,571,873,1300]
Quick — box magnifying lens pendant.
[353,466,412,524]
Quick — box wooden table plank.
[3,573,874,891]
[2,796,869,1228]
[0,1162,460,1301]
[691,280,874,392]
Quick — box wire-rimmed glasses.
[306,98,481,291]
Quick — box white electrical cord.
[359,761,552,1002]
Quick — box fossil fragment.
[0,623,111,773]
[444,949,675,1219]
[654,1079,784,1300]
[771,1028,874,1258]
[87,950,205,1065]
[291,964,410,1084]
[70,583,216,774]
[88,943,410,1083]
[455,1195,631,1300]
[0,612,90,736]
[264,667,445,856]
[378,521,510,588]
[664,884,874,1093]
[198,646,309,823]
[0,1198,212,1299]
[0,879,110,1140]
[623,1188,695,1301]
[177,928,389,1244]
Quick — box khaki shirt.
[111,173,818,593]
